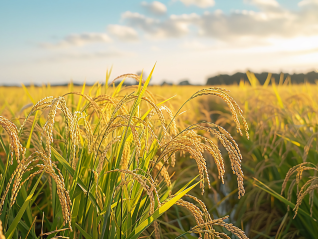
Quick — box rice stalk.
[0,220,5,239]
[0,70,249,238]
[190,215,248,239]
[0,116,25,164]
[282,162,318,219]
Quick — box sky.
[0,0,318,85]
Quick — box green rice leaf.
[51,146,101,212]
[253,178,314,221]
[76,82,86,111]
[75,223,93,239]
[128,180,200,239]
[21,83,35,104]
[26,111,38,148]
[5,171,44,239]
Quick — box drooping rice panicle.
[120,143,131,172]
[191,215,248,239]
[43,97,61,159]
[188,88,249,139]
[18,96,54,135]
[154,220,160,239]
[0,116,25,164]
[153,160,171,187]
[104,169,161,214]
[160,106,178,137]
[0,220,5,239]
[281,162,318,220]
[185,194,212,223]
[175,199,206,238]
[0,72,249,238]
[110,73,145,85]
[281,162,318,194]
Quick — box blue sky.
[1,0,317,85]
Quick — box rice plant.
[201,78,318,238]
[0,66,249,238]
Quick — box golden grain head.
[185,194,212,223]
[0,78,251,237]
[0,116,24,164]
[0,150,72,228]
[159,123,246,197]
[160,106,178,136]
[176,199,206,238]
[191,88,249,139]
[281,162,318,220]
[120,143,130,170]
[105,169,161,214]
[110,73,144,85]
[154,161,171,187]
[18,96,54,135]
[294,184,318,220]
[191,215,248,239]
[0,220,5,239]
[281,162,317,194]
[153,220,160,239]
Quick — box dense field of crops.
[0,69,317,239]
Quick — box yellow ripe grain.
[0,220,5,239]
[0,116,24,164]
[120,143,130,170]
[191,215,248,239]
[281,162,317,194]
[160,106,178,137]
[280,162,318,220]
[97,136,121,173]
[110,73,145,85]
[105,169,161,214]
[185,194,212,224]
[19,96,53,135]
[154,220,160,239]
[155,161,171,187]
[176,199,205,238]
[0,76,250,236]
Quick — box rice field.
[0,69,317,239]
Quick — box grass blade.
[128,180,200,239]
[5,171,44,239]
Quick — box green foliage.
[203,81,318,238]
[0,68,248,238]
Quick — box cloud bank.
[141,1,167,15]
[179,0,215,8]
[40,33,112,49]
[121,0,318,44]
[107,24,139,41]
[39,0,318,55]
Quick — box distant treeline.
[206,71,318,85]
[1,71,318,87]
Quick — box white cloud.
[122,11,157,29]
[122,11,192,38]
[141,1,167,15]
[37,50,134,62]
[244,0,280,7]
[40,33,112,49]
[107,24,139,41]
[298,0,318,6]
[170,13,200,21]
[121,2,318,44]
[179,0,215,8]
[40,3,318,54]
[244,0,282,14]
[266,36,318,54]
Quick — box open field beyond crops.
[0,71,318,239]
